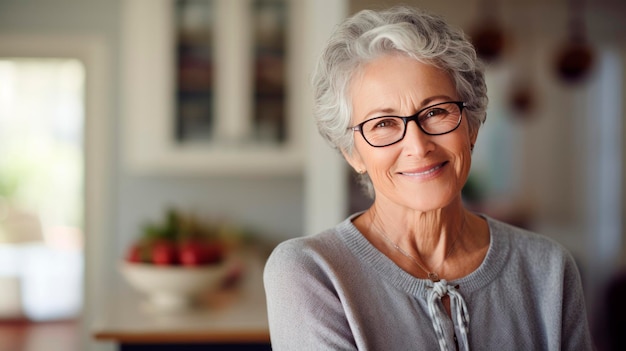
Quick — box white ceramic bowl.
[120,257,234,312]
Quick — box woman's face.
[345,54,477,212]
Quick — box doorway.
[0,58,84,351]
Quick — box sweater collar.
[337,212,509,296]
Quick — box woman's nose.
[402,120,433,156]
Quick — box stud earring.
[357,169,366,174]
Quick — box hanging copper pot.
[510,83,534,116]
[470,20,506,62]
[468,0,507,62]
[555,41,594,83]
[554,0,594,84]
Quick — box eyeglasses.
[349,101,466,147]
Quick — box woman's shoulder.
[268,229,342,263]
[264,220,355,276]
[486,215,574,264]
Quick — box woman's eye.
[425,108,447,118]
[373,118,399,128]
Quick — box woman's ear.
[341,148,366,174]
[469,125,479,149]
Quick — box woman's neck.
[357,196,471,274]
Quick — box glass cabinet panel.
[252,0,287,143]
[175,0,215,142]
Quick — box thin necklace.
[375,218,466,282]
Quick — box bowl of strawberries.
[120,209,242,311]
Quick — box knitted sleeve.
[263,239,358,351]
[561,251,594,351]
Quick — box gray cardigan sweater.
[263,214,593,350]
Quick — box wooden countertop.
[92,251,270,344]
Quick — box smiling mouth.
[400,162,447,176]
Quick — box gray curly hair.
[311,6,488,197]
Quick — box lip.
[398,161,448,178]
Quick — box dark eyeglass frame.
[348,101,466,147]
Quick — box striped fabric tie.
[427,279,470,351]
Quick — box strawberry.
[151,240,178,265]
[178,240,224,266]
[126,243,143,263]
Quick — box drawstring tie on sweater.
[427,279,470,351]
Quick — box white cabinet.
[121,0,306,176]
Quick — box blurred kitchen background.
[0,0,624,350]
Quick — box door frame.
[0,34,112,350]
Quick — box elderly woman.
[263,6,592,351]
